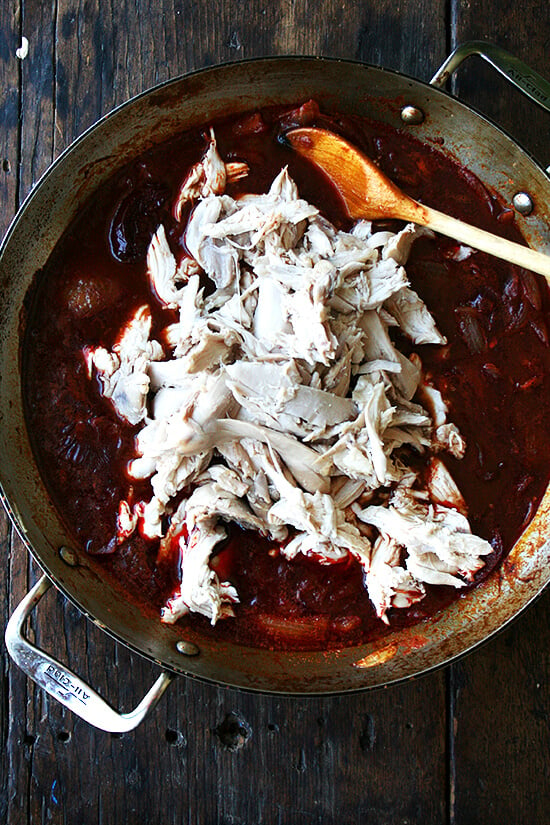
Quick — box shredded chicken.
[173,129,249,221]
[86,129,494,627]
[365,533,426,624]
[85,305,163,425]
[353,485,492,588]
[160,518,238,624]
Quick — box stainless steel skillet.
[1,42,549,732]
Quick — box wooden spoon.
[285,127,550,279]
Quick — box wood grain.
[449,592,550,824]
[448,5,550,823]
[450,0,550,166]
[0,0,548,823]
[0,1,19,235]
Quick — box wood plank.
[449,591,550,824]
[17,0,56,197]
[449,3,550,822]
[0,1,19,237]
[3,1,70,822]
[208,680,447,824]
[8,668,447,824]
[0,3,31,823]
[449,0,550,166]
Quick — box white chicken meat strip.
[353,487,493,588]
[160,518,238,625]
[166,416,330,495]
[365,533,426,624]
[225,360,357,438]
[184,480,270,535]
[129,371,236,536]
[185,195,242,288]
[216,438,288,541]
[265,463,371,568]
[161,467,272,624]
[426,456,467,514]
[173,128,249,220]
[333,257,409,313]
[147,223,201,308]
[85,305,163,425]
[384,286,447,346]
[382,222,434,265]
[314,375,431,488]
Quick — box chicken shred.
[86,130,493,627]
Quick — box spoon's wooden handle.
[421,205,550,280]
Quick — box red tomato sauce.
[21,102,550,650]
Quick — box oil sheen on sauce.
[22,101,550,651]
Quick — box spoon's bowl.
[286,126,422,221]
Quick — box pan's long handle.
[430,41,550,116]
[5,575,175,733]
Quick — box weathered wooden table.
[1,2,549,823]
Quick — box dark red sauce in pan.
[22,102,550,650]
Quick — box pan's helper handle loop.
[430,40,550,115]
[5,575,175,733]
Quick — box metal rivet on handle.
[58,546,78,567]
[176,639,200,657]
[400,105,425,125]
[512,192,534,215]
